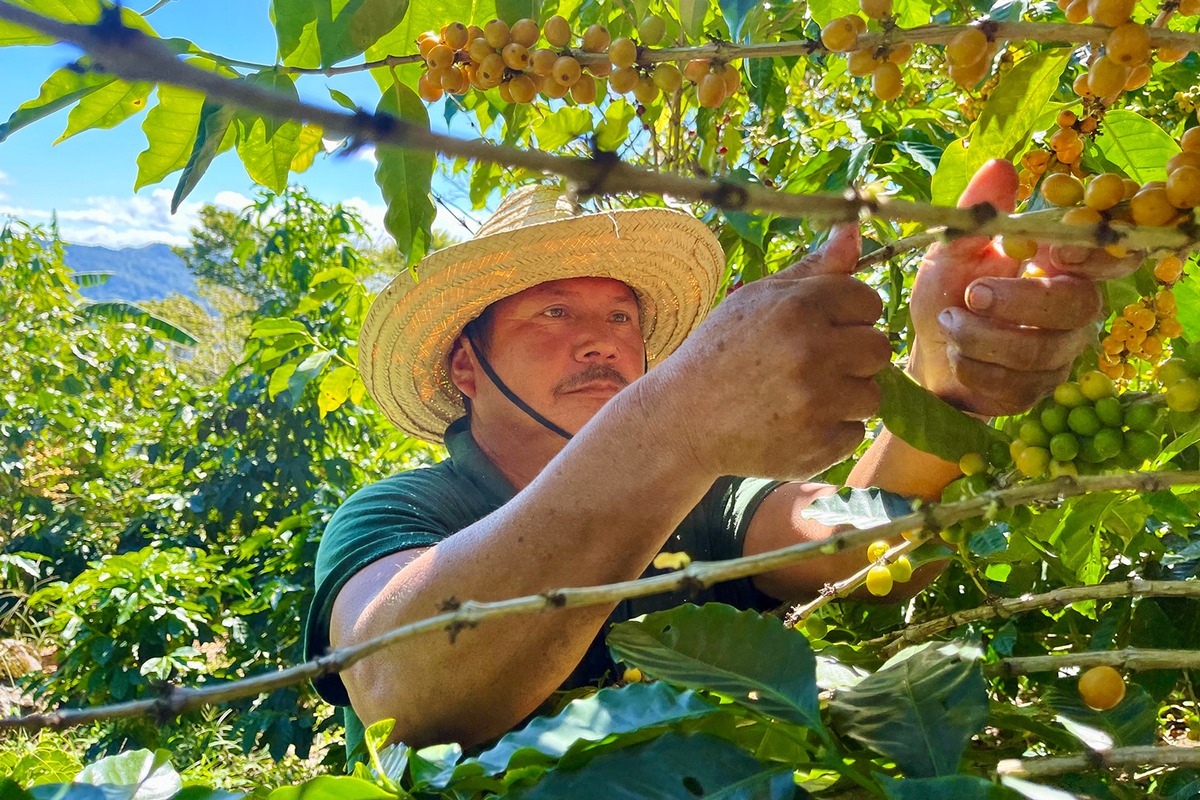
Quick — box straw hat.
[360,186,725,443]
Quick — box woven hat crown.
[472,186,585,239]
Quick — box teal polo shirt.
[304,416,783,756]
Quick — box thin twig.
[998,746,1200,779]
[784,537,924,625]
[876,580,1200,656]
[3,470,1198,733]
[0,3,1197,252]
[988,648,1200,677]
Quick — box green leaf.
[0,0,106,46]
[72,272,112,288]
[467,682,718,777]
[172,101,238,212]
[724,210,770,249]
[801,486,913,529]
[318,364,358,418]
[0,67,113,143]
[1094,111,1180,184]
[268,363,298,401]
[678,0,710,39]
[808,0,860,27]
[595,100,636,152]
[81,302,198,346]
[1174,277,1200,340]
[607,603,823,731]
[534,107,593,150]
[266,776,396,800]
[76,749,181,800]
[828,642,989,777]
[362,0,495,91]
[290,124,326,173]
[375,83,436,267]
[512,732,794,800]
[287,350,334,402]
[135,83,207,191]
[1044,684,1157,748]
[250,318,309,338]
[495,0,539,23]
[1047,492,1114,574]
[237,115,303,194]
[57,79,152,143]
[272,0,412,68]
[875,365,1004,462]
[931,50,1071,206]
[883,775,1021,800]
[718,0,759,42]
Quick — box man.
[304,161,1115,754]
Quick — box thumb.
[944,159,1020,258]
[775,223,862,278]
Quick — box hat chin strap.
[465,331,575,441]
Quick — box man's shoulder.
[331,459,469,522]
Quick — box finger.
[945,159,1020,259]
[786,274,884,325]
[831,375,883,421]
[825,325,893,377]
[1047,244,1144,281]
[947,352,1070,416]
[775,223,862,279]
[940,308,1092,371]
[964,275,1102,330]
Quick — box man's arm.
[330,228,890,749]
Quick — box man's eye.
[544,307,565,318]
[612,312,632,323]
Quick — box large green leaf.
[266,776,396,800]
[931,50,1071,206]
[76,749,181,800]
[271,0,412,68]
[801,486,913,529]
[876,365,1004,462]
[883,776,1021,800]
[0,0,104,46]
[1175,277,1200,340]
[718,0,760,42]
[607,603,823,731]
[238,115,303,194]
[595,99,636,152]
[57,79,151,143]
[364,0,496,91]
[534,107,593,150]
[807,0,860,28]
[0,67,113,143]
[513,732,796,800]
[1094,110,1181,184]
[466,682,718,777]
[80,302,199,346]
[1044,684,1157,748]
[172,101,238,211]
[828,642,989,778]
[135,82,208,191]
[495,0,539,22]
[374,83,436,267]
[678,0,711,39]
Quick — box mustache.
[553,364,630,396]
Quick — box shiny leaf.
[57,80,152,143]
[0,67,112,143]
[1095,110,1181,184]
[876,365,1004,461]
[135,83,207,191]
[172,101,237,211]
[374,83,436,267]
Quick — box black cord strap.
[465,331,575,440]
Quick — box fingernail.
[967,284,994,311]
[938,309,954,326]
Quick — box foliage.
[3,0,1200,796]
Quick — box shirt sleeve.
[303,470,456,705]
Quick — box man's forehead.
[510,277,638,304]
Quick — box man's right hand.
[644,224,893,481]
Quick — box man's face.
[463,277,647,435]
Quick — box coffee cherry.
[417,70,444,102]
[633,74,660,104]
[427,43,456,70]
[959,451,987,475]
[440,65,469,95]
[1062,206,1103,227]
[1041,173,1085,206]
[443,21,469,50]
[638,14,667,45]
[510,18,539,48]
[581,24,610,53]
[1000,236,1038,261]
[544,15,571,47]
[1106,22,1150,66]
[552,55,582,86]
[477,53,505,85]
[541,78,570,99]
[467,37,494,63]
[418,32,440,58]
[1079,666,1126,710]
[1016,446,1051,477]
[1130,186,1178,226]
[947,28,988,67]
[1065,0,1090,22]
[1072,72,1093,97]
[698,71,726,107]
[502,42,530,70]
[865,565,894,596]
[847,49,879,76]
[872,61,903,101]
[1125,63,1151,90]
[508,73,536,102]
[1089,0,1136,27]
[1166,165,1200,208]
[609,66,639,93]
[950,56,989,88]
[483,18,511,49]
[888,556,913,583]
[1085,173,1126,211]
[861,0,893,18]
[821,16,860,52]
[888,42,913,63]
[1182,127,1200,152]
[867,540,889,561]
[570,75,597,104]
[1155,254,1184,283]
[720,63,741,94]
[1089,56,1131,100]
[530,48,558,77]
[804,615,829,638]
[1167,378,1200,413]
[652,63,683,93]
[609,37,638,69]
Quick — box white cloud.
[0,171,10,185]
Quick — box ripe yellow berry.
[1022,149,1052,172]
[697,72,726,107]
[608,37,638,69]
[1085,172,1127,211]
[477,53,505,85]
[530,48,558,77]
[1062,206,1103,226]
[638,15,667,45]
[684,59,710,83]
[544,15,571,47]
[581,24,610,53]
[888,556,914,583]
[1155,254,1184,283]
[867,540,889,561]
[861,0,893,18]
[1041,173,1085,207]
[1124,64,1151,90]
[417,71,444,102]
[443,21,469,50]
[467,37,495,63]
[1078,665,1126,710]
[609,66,639,94]
[1088,56,1131,100]
[507,73,536,103]
[426,43,456,70]
[1130,186,1179,226]
[418,32,441,57]
[1065,0,1090,22]
[872,61,903,101]
[1106,22,1151,66]
[946,28,988,67]
[999,236,1038,261]
[865,565,894,597]
[1182,127,1200,152]
[570,74,597,104]
[720,63,741,94]
[1166,165,1200,209]
[652,63,683,93]
[623,667,643,683]
[949,56,990,88]
[821,16,860,52]
[1089,0,1136,27]
[552,55,582,86]
[483,18,511,49]
[510,18,540,48]
[633,74,660,104]
[959,451,988,475]
[502,42,530,70]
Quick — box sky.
[0,0,480,249]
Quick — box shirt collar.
[443,416,517,506]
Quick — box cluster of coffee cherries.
[415,14,743,109]
[1098,293,1184,376]
[863,539,913,597]
[819,0,914,101]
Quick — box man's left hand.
[908,159,1103,416]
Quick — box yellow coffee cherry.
[1130,186,1179,226]
[821,16,861,52]
[510,18,540,48]
[608,37,638,69]
[483,18,512,49]
[623,666,644,683]
[652,63,683,93]
[872,61,904,101]
[581,24,610,52]
[1166,165,1200,209]
[946,28,988,67]
[867,540,889,562]
[861,0,893,18]
[865,565,894,597]
[959,451,988,475]
[888,556,914,583]
[848,48,880,77]
[1041,173,1085,207]
[609,66,639,94]
[1088,55,1131,100]
[544,15,571,47]
[1085,173,1126,211]
[1078,665,1126,710]
[1106,22,1151,66]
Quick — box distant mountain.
[64,243,198,303]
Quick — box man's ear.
[448,336,477,399]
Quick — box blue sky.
[0,0,478,248]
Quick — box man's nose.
[573,322,621,361]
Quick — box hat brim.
[360,206,724,443]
